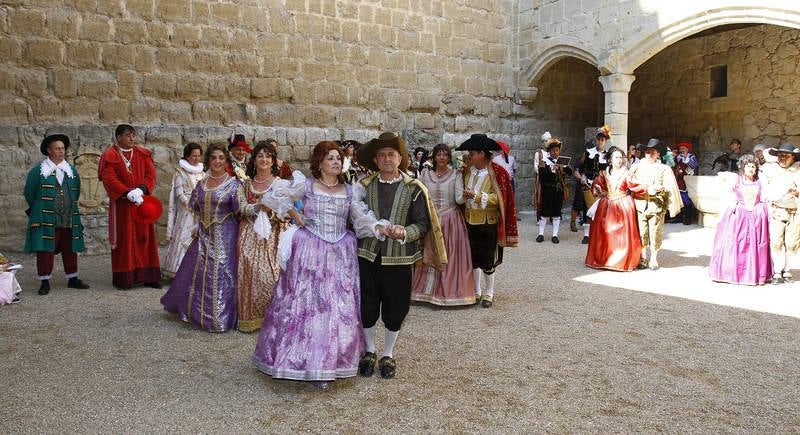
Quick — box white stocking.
[484,272,495,297]
[363,326,376,353]
[383,330,399,358]
[583,223,590,237]
[538,218,546,236]
[473,268,483,297]
[552,217,561,237]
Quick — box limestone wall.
[629,24,800,154]
[0,0,522,253]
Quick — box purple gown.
[709,177,772,285]
[252,179,364,381]
[161,176,243,332]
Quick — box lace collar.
[179,158,204,174]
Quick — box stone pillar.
[598,73,635,148]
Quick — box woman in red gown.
[585,146,642,271]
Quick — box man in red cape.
[456,134,518,308]
[98,124,161,289]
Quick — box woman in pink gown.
[411,144,475,306]
[709,155,772,285]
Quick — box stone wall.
[629,25,800,155]
[0,0,522,253]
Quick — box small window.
[710,65,727,98]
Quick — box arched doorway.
[530,57,604,158]
[628,23,800,169]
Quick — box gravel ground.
[2,216,799,433]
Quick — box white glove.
[127,188,144,205]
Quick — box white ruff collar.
[378,174,403,184]
[40,158,74,182]
[586,147,607,162]
[179,158,204,174]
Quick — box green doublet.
[24,163,85,253]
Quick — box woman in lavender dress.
[161,143,245,332]
[709,154,772,285]
[252,141,380,389]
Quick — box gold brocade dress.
[236,179,287,332]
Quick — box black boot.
[68,277,90,289]
[38,280,50,295]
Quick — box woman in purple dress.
[161,143,245,332]
[252,141,380,389]
[709,154,772,285]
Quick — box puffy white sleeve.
[454,171,466,205]
[349,182,389,240]
[260,170,306,219]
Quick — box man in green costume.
[24,134,90,295]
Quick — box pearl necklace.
[208,172,228,180]
[253,174,274,184]
[318,178,339,188]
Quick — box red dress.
[98,145,161,288]
[585,170,642,271]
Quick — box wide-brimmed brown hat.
[768,143,800,157]
[357,132,409,172]
[40,134,71,156]
[545,138,562,151]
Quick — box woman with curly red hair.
[252,141,382,389]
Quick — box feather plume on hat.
[541,131,552,143]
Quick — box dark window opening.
[710,65,727,98]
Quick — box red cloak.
[489,162,518,247]
[98,145,161,288]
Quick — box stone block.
[229,30,257,51]
[0,126,20,148]
[9,8,46,36]
[113,19,148,44]
[117,70,137,97]
[15,70,48,98]
[78,74,118,99]
[192,101,225,123]
[146,22,171,47]
[211,2,240,25]
[66,41,102,68]
[414,113,435,129]
[221,103,247,124]
[182,126,207,145]
[102,43,136,70]
[173,24,202,48]
[126,0,155,20]
[162,101,193,124]
[0,69,12,92]
[61,97,100,121]
[0,38,22,63]
[303,106,336,126]
[305,127,327,146]
[25,39,64,67]
[31,95,63,122]
[383,112,409,131]
[99,98,131,122]
[145,126,183,148]
[79,15,113,42]
[157,48,195,73]
[255,34,286,58]
[156,0,191,23]
[192,51,226,74]
[286,127,305,148]
[201,26,230,49]
[285,0,306,12]
[225,77,251,100]
[254,127,287,147]
[142,74,176,98]
[269,11,295,34]
[241,5,268,31]
[176,75,208,99]
[134,45,157,72]
[47,11,80,40]
[227,53,261,77]
[192,1,210,24]
[295,13,326,37]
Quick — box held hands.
[379,224,406,240]
[126,188,144,205]
[288,209,304,227]
[463,189,477,200]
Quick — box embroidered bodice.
[736,178,763,210]
[302,178,352,243]
[420,169,464,213]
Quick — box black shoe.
[481,295,493,308]
[38,280,50,295]
[771,276,783,285]
[636,262,648,270]
[67,277,90,289]
[536,235,544,243]
[11,296,20,304]
[581,236,589,244]
[144,281,163,289]
[783,275,793,284]
[551,236,559,244]
[378,356,397,379]
[358,352,377,377]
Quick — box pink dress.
[708,177,772,285]
[411,169,475,306]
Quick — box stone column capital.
[598,73,636,93]
[514,86,539,104]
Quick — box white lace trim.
[178,158,204,174]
